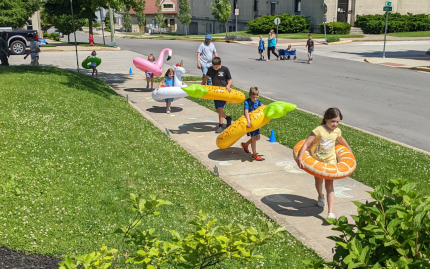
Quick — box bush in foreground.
[319,22,351,35]
[305,179,430,268]
[326,35,340,43]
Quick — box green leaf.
[401,183,416,193]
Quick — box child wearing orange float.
[296,108,352,219]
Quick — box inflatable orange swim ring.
[292,139,356,180]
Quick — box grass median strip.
[186,85,430,195]
[0,67,321,267]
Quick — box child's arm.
[337,136,352,152]
[297,132,316,168]
[157,78,166,90]
[226,79,232,93]
[201,75,210,85]
[182,81,186,85]
[245,109,251,128]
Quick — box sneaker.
[317,196,325,208]
[226,116,232,128]
[241,143,250,153]
[327,213,336,219]
[168,107,171,111]
[262,56,265,60]
[166,110,170,114]
[252,154,263,161]
[307,61,310,64]
[215,127,223,133]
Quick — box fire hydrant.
[89,34,94,46]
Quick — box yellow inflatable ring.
[293,139,356,180]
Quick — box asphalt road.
[71,32,430,152]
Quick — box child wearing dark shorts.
[202,57,233,133]
[258,35,265,60]
[241,87,263,161]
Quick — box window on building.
[26,20,33,30]
[163,4,173,8]
[295,0,301,12]
[270,3,276,15]
[254,0,258,11]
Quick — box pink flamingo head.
[133,48,172,77]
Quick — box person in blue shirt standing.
[241,87,263,161]
[197,34,218,85]
[267,29,279,61]
[258,35,265,60]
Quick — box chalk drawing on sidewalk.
[206,120,217,122]
[218,161,232,166]
[188,118,196,120]
[277,158,306,174]
[170,114,176,117]
[334,187,353,199]
[252,188,295,203]
[146,97,151,99]
[197,135,204,138]
[179,104,185,106]
[149,100,155,102]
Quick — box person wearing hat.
[197,34,218,85]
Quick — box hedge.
[319,22,351,35]
[355,13,430,34]
[247,14,311,34]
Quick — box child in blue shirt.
[258,35,265,60]
[241,87,263,161]
[157,68,175,114]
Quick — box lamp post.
[70,0,80,73]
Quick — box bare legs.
[315,176,334,214]
[216,107,227,125]
[244,134,260,155]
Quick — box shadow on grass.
[260,194,327,224]
[0,66,134,99]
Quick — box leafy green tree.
[154,0,165,35]
[211,0,232,37]
[178,0,191,36]
[104,12,116,32]
[0,0,41,29]
[135,0,146,36]
[122,8,131,32]
[40,9,53,33]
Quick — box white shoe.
[327,213,336,219]
[317,196,325,208]
[168,107,171,111]
[166,110,170,114]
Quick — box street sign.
[323,14,327,22]
[235,9,239,16]
[274,18,281,25]
[383,6,392,11]
[385,1,392,6]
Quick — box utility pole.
[109,6,116,46]
[99,7,106,45]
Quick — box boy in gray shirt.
[197,34,218,85]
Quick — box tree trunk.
[225,23,228,37]
[68,34,70,42]
[185,25,187,36]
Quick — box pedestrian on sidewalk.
[0,32,10,66]
[296,108,352,219]
[23,34,40,66]
[85,51,99,77]
[305,33,314,64]
[267,29,280,62]
[241,87,263,161]
[146,54,156,89]
[201,57,232,133]
[197,34,218,85]
[157,68,185,114]
[258,35,265,60]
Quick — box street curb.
[410,66,430,72]
[41,46,121,52]
[327,40,353,45]
[352,38,430,42]
[364,57,430,73]
[120,36,238,43]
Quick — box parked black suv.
[3,30,39,55]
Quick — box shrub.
[50,32,59,40]
[43,32,51,38]
[225,34,252,41]
[304,179,430,268]
[355,13,430,34]
[326,35,340,42]
[248,13,311,34]
[319,22,351,35]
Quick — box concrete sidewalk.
[365,55,430,72]
[96,63,373,261]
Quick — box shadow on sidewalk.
[123,87,154,92]
[336,49,429,59]
[170,122,217,134]
[261,194,328,224]
[208,148,255,163]
[146,106,183,113]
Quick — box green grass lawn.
[386,31,430,37]
[187,86,430,196]
[125,30,364,39]
[0,67,322,268]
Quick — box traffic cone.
[129,68,133,75]
[269,129,276,143]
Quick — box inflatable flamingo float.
[133,48,172,76]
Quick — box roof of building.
[121,0,177,15]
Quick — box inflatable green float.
[81,57,102,69]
